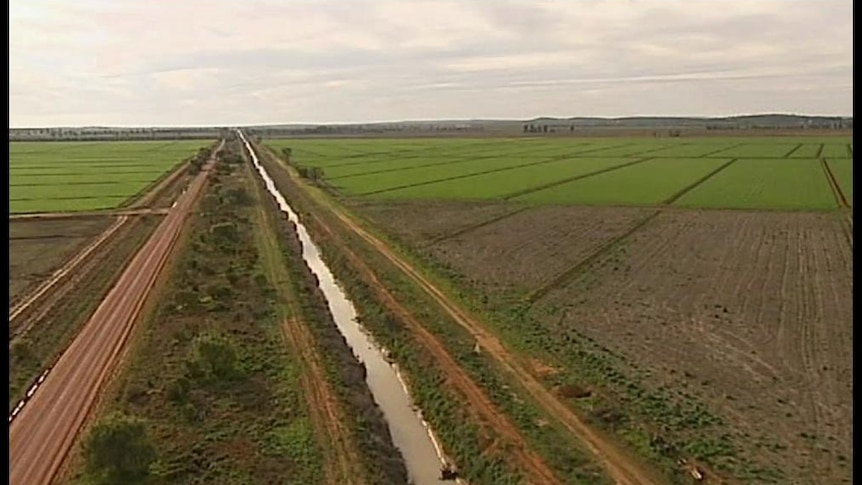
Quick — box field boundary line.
[699,142,746,158]
[615,142,691,158]
[501,157,654,201]
[359,143,637,196]
[662,158,738,206]
[524,210,662,305]
[815,144,824,158]
[425,206,532,246]
[308,141,508,170]
[783,144,803,158]
[839,213,853,248]
[820,158,849,209]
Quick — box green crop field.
[9,140,210,213]
[674,159,837,210]
[826,158,853,206]
[378,157,638,200]
[264,135,852,210]
[515,157,730,205]
[821,143,853,159]
[707,143,800,158]
[787,144,823,158]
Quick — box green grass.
[674,159,837,210]
[826,158,853,206]
[9,140,210,213]
[263,136,851,210]
[515,158,730,205]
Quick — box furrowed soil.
[539,210,852,485]
[9,216,115,305]
[358,202,653,295]
[357,200,853,485]
[345,199,521,246]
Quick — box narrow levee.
[238,131,452,485]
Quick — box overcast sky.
[9,0,853,127]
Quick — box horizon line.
[8,112,854,130]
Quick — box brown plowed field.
[429,206,654,293]
[354,200,853,484]
[536,210,852,484]
[349,199,519,245]
[9,216,115,305]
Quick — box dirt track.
[8,145,218,485]
[257,144,664,485]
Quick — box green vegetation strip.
[72,154,324,485]
[248,148,409,484]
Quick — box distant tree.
[523,124,529,133]
[83,412,156,485]
[542,125,549,133]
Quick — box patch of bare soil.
[9,216,115,305]
[539,210,852,485]
[427,205,653,295]
[346,198,518,245]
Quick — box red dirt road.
[8,146,219,485]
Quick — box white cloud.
[9,0,853,126]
